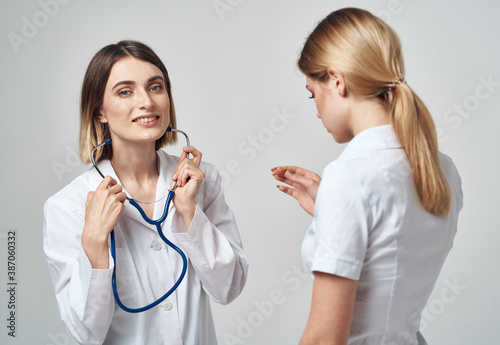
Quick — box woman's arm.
[171,162,248,304]
[299,272,358,345]
[44,187,117,345]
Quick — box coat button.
[162,301,173,311]
[151,240,162,251]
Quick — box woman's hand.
[82,176,127,268]
[171,146,205,230]
[271,166,321,216]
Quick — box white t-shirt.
[302,125,463,345]
[43,150,248,345]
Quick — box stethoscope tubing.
[91,127,190,313]
[110,190,187,313]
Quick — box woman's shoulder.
[322,148,410,200]
[321,159,367,195]
[438,152,463,208]
[323,154,381,183]
[439,152,461,182]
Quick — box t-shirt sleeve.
[310,161,371,280]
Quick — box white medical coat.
[302,125,463,345]
[43,150,248,345]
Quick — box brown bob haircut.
[79,40,177,164]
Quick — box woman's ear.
[98,111,108,123]
[327,69,346,97]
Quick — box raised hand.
[271,166,321,216]
[171,146,205,230]
[82,176,127,268]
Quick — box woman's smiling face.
[99,56,171,147]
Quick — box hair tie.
[389,74,405,90]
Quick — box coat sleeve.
[171,163,248,304]
[43,189,116,345]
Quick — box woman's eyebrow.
[112,80,135,91]
[111,75,165,90]
[148,75,164,83]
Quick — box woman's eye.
[150,85,162,91]
[119,90,132,96]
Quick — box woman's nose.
[136,89,153,109]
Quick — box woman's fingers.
[85,175,127,227]
[284,170,317,190]
[272,172,302,191]
[178,164,204,187]
[173,146,202,177]
[271,166,301,183]
[272,167,312,190]
[174,160,201,187]
[272,166,301,176]
[93,177,127,202]
[172,151,187,181]
[96,175,117,189]
[272,166,321,182]
[82,177,126,268]
[272,165,320,216]
[172,146,204,188]
[277,185,299,200]
[183,146,202,167]
[171,148,205,228]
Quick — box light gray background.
[1,0,499,344]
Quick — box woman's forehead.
[107,57,163,86]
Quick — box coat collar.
[89,150,179,225]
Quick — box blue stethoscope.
[91,127,190,313]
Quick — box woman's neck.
[110,140,159,190]
[351,97,391,136]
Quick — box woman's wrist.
[176,202,197,231]
[82,228,110,269]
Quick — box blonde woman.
[272,8,462,345]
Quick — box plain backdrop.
[1,0,499,344]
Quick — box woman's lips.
[133,115,160,126]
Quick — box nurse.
[272,8,462,345]
[43,40,248,344]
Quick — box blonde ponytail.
[388,82,451,216]
[298,7,451,216]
